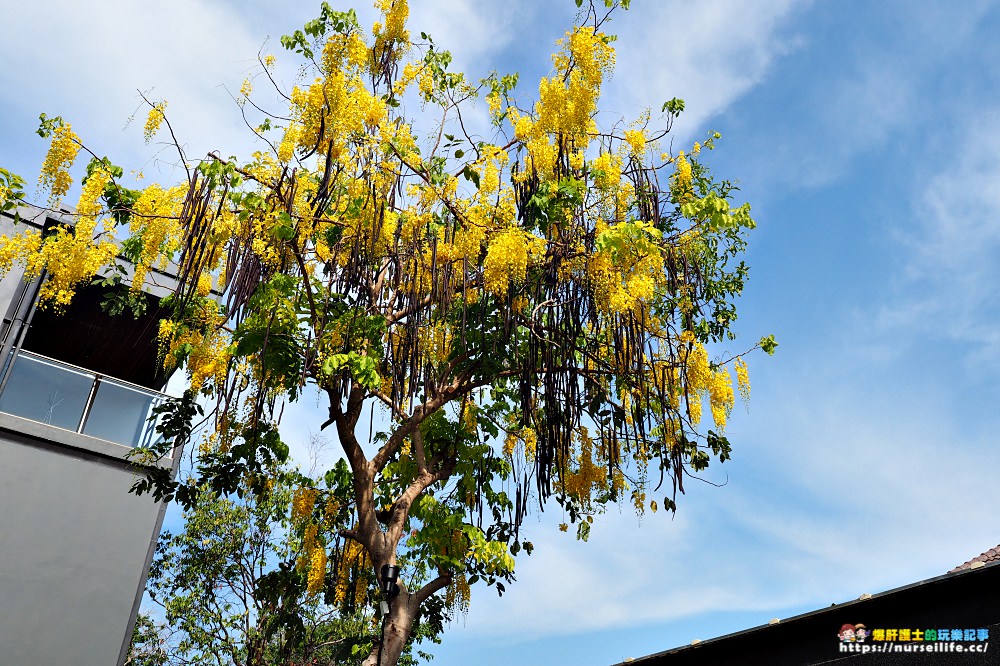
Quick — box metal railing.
[0,350,169,450]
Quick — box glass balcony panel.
[0,352,94,430]
[82,380,163,449]
[0,351,170,452]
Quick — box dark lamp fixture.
[380,564,400,598]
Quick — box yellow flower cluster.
[486,90,502,122]
[3,166,120,308]
[483,227,530,296]
[76,165,109,217]
[476,145,509,197]
[333,538,370,607]
[292,487,318,522]
[128,183,185,291]
[523,427,537,459]
[671,150,693,202]
[424,321,453,363]
[446,570,471,618]
[187,328,230,392]
[632,489,646,513]
[624,129,646,156]
[323,31,370,74]
[373,0,410,63]
[277,123,299,163]
[307,543,328,594]
[323,498,340,526]
[538,27,614,137]
[503,431,516,457]
[735,357,751,403]
[683,340,710,426]
[285,44,388,166]
[708,368,735,430]
[144,102,167,143]
[590,151,622,191]
[508,26,614,181]
[197,431,218,455]
[503,426,538,460]
[393,61,420,97]
[608,273,655,314]
[556,427,622,511]
[158,303,231,391]
[196,273,214,297]
[38,123,81,203]
[587,221,664,315]
[677,340,739,430]
[418,65,435,99]
[298,523,318,570]
[296,523,328,595]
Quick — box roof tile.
[950,543,1000,573]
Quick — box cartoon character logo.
[839,624,856,642]
[854,624,869,642]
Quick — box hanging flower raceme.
[39,123,81,204]
[333,538,370,608]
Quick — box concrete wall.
[0,202,180,664]
[0,413,170,665]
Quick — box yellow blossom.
[735,357,750,403]
[624,129,646,155]
[39,123,81,203]
[708,368,735,430]
[483,227,530,296]
[292,487,319,522]
[671,150,693,201]
[144,102,167,143]
[307,544,327,594]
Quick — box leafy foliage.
[139,464,442,665]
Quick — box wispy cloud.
[0,0,284,187]
[877,109,1000,367]
[741,0,997,192]
[447,358,1000,643]
[607,0,808,141]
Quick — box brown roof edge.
[950,543,1000,573]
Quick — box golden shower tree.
[0,1,771,663]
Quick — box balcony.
[0,350,169,450]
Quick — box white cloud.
[409,0,524,73]
[877,110,1000,366]
[606,0,808,142]
[0,0,273,184]
[443,359,1000,644]
[748,0,997,191]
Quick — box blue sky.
[4,0,1000,664]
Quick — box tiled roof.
[950,544,1000,573]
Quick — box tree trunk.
[362,589,418,666]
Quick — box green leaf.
[661,97,685,116]
[36,112,64,138]
[461,165,480,187]
[759,334,778,355]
